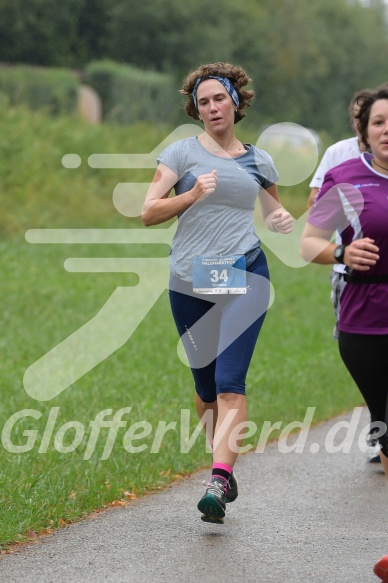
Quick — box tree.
[0,0,108,67]
[0,0,387,136]
[107,0,249,75]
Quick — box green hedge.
[0,65,79,115]
[84,60,181,125]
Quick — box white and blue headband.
[192,76,240,111]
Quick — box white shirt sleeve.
[309,148,335,188]
[309,137,360,189]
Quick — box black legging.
[338,331,388,457]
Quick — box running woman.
[142,62,292,523]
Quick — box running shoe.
[369,454,382,463]
[198,476,227,524]
[366,426,381,463]
[225,472,239,503]
[374,555,388,582]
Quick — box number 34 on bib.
[192,255,247,294]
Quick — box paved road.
[1,407,386,583]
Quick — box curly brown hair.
[355,84,388,148]
[180,62,254,124]
[348,88,373,124]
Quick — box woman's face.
[196,79,236,134]
[367,98,388,163]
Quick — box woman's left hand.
[268,209,293,234]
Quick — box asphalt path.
[1,406,386,583]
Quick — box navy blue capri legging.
[168,250,271,403]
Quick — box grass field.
[0,105,363,549]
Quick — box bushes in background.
[84,60,181,126]
[0,61,183,126]
[0,65,79,115]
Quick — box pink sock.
[212,462,233,475]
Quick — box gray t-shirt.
[158,137,278,281]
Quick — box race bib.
[192,255,247,294]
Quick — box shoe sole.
[200,514,224,524]
[197,493,225,522]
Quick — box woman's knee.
[216,391,246,406]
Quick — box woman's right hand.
[344,238,380,270]
[191,170,218,201]
[142,166,217,226]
